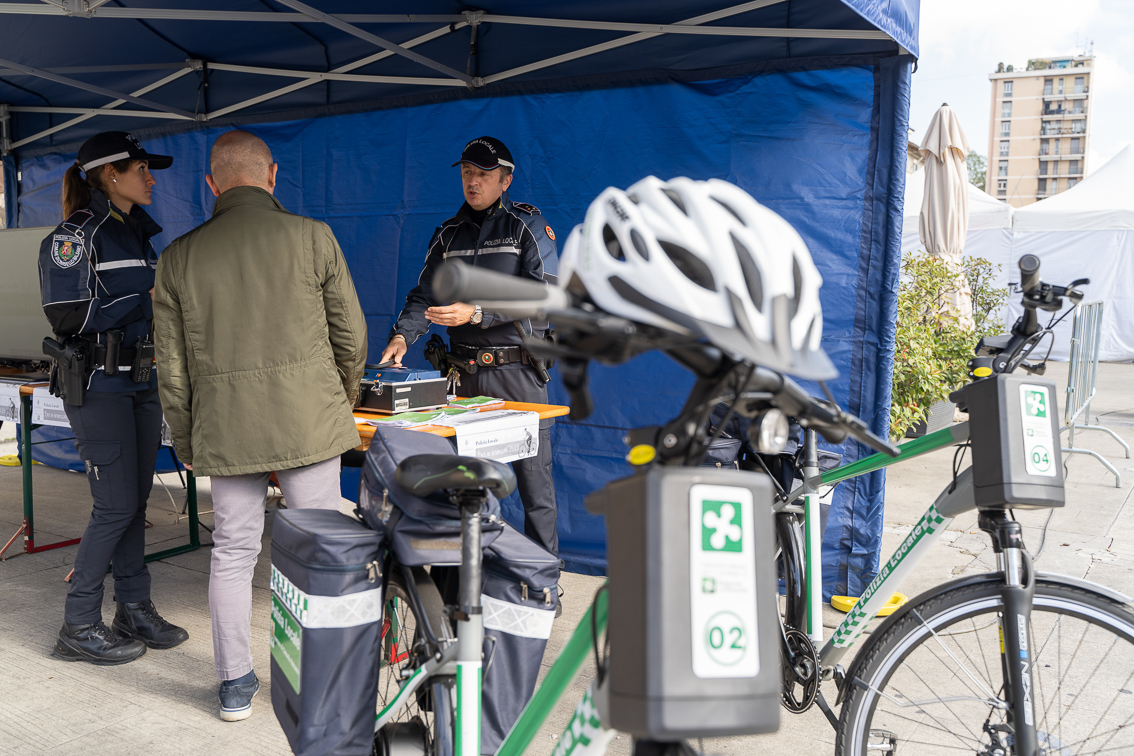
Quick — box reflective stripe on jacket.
[37,189,159,392]
[390,191,559,352]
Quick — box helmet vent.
[662,188,687,215]
[630,229,650,260]
[627,193,640,204]
[659,241,715,291]
[602,224,625,261]
[713,197,744,224]
[732,233,763,310]
[790,258,803,319]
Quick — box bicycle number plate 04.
[1019,384,1057,477]
[961,373,1064,509]
[689,485,759,678]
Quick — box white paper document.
[0,383,20,423]
[446,410,540,463]
[31,387,70,427]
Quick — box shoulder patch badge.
[512,202,540,215]
[62,209,94,230]
[545,225,555,241]
[51,235,84,269]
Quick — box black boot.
[112,600,189,649]
[54,621,147,665]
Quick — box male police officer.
[380,136,560,556]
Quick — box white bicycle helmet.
[559,176,836,379]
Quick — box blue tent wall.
[15,56,910,595]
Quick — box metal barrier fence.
[1062,300,1130,487]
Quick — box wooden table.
[353,401,570,449]
[0,383,201,562]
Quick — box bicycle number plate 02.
[689,485,759,679]
[586,467,780,739]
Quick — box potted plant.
[890,252,1009,440]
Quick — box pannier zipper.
[518,582,553,607]
[273,542,376,574]
[366,561,381,583]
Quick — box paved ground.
[2,361,1133,756]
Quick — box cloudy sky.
[908,0,1134,175]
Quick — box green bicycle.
[369,249,1134,756]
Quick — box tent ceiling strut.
[0,56,198,120]
[10,67,193,150]
[271,0,474,86]
[0,2,886,41]
[205,22,465,120]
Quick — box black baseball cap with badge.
[451,136,515,171]
[77,131,173,173]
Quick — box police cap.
[451,136,514,171]
[78,131,173,173]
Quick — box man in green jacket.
[153,130,367,722]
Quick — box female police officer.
[40,132,188,665]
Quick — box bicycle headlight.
[750,409,790,454]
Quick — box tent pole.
[206,23,465,121]
[203,62,464,88]
[0,57,197,120]
[11,67,195,150]
[272,0,473,86]
[9,106,191,120]
[484,0,800,85]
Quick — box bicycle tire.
[836,579,1134,755]
[375,566,455,756]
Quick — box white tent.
[1011,144,1134,361]
[901,162,1015,305]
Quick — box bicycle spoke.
[866,698,990,749]
[841,586,1134,756]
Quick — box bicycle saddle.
[395,454,517,498]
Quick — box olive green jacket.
[154,186,367,477]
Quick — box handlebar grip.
[433,261,569,312]
[1018,254,1041,295]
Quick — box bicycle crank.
[781,628,820,713]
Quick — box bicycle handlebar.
[433,261,570,315]
[746,368,900,457]
[1018,254,1041,297]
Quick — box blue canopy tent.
[0,0,918,598]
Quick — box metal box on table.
[359,367,447,414]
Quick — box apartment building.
[987,55,1093,207]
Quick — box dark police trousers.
[457,365,558,557]
[62,388,162,624]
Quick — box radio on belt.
[585,467,780,738]
[954,373,1065,509]
[359,367,447,414]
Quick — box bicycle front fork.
[980,510,1039,755]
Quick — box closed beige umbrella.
[918,103,974,327]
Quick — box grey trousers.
[208,455,341,681]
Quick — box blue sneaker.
[218,671,259,722]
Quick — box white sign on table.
[31,386,70,427]
[439,409,540,464]
[0,383,20,423]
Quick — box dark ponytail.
[61,164,91,219]
[61,158,138,219]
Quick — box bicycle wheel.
[375,565,454,756]
[837,580,1134,755]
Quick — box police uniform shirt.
[390,191,558,353]
[39,189,161,392]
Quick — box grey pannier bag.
[270,509,384,756]
[480,521,560,754]
[359,426,502,565]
